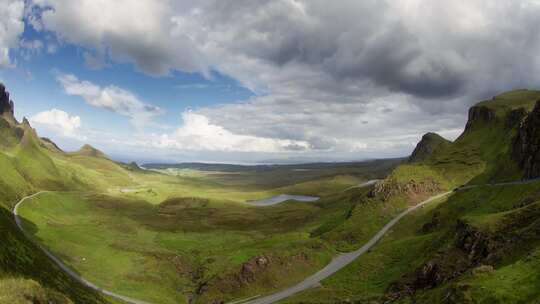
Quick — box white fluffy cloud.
[30,108,84,139]
[57,73,163,125]
[0,0,24,68]
[155,111,309,153]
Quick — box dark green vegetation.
[3,83,540,304]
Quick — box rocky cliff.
[463,105,497,132]
[409,132,451,163]
[512,100,540,178]
[0,83,15,123]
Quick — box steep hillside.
[286,89,540,304]
[0,84,125,303]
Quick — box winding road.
[242,191,452,304]
[242,179,540,304]
[12,179,538,304]
[341,179,381,192]
[13,191,152,304]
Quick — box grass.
[476,89,540,115]
[0,205,108,304]
[284,181,540,303]
[0,113,398,303]
[280,89,540,303]
[0,277,73,304]
[18,191,337,303]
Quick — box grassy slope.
[1,113,399,303]
[16,155,397,304]
[0,119,133,304]
[281,90,540,303]
[19,192,335,303]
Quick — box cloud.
[25,1,540,160]
[155,111,310,153]
[195,92,465,157]
[30,108,84,139]
[30,0,207,76]
[28,1,540,99]
[175,83,229,90]
[56,73,163,125]
[0,0,25,68]
[82,51,108,70]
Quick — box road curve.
[13,191,153,304]
[243,191,452,304]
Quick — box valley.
[1,84,540,304]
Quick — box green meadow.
[13,150,396,303]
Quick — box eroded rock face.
[505,108,527,129]
[240,256,271,283]
[512,100,540,178]
[463,105,497,132]
[369,178,440,201]
[0,83,15,120]
[455,220,495,263]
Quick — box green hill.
[408,132,451,163]
[0,87,115,303]
[286,89,540,303]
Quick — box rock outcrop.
[40,137,64,153]
[463,105,497,132]
[409,132,451,163]
[512,100,540,178]
[0,83,15,123]
[505,107,527,129]
[369,177,440,201]
[239,256,271,283]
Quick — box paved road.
[341,179,381,192]
[242,191,452,304]
[247,194,320,206]
[242,178,540,304]
[13,191,153,304]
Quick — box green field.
[4,125,398,303]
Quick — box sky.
[1,0,540,164]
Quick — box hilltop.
[71,144,109,159]
[408,132,451,163]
